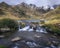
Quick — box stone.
[11,37,21,42]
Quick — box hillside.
[44,7,60,20]
[0,2,60,21]
[44,6,60,24]
[0,2,20,20]
[0,2,51,20]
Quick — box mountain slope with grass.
[44,6,60,20]
[44,6,60,35]
[44,6,60,24]
[0,2,20,20]
[0,2,51,20]
[0,2,60,21]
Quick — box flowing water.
[18,25,47,33]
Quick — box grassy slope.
[44,7,60,34]
[44,7,60,24]
[0,3,30,20]
[0,2,46,20]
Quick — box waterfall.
[18,25,47,33]
[19,26,30,31]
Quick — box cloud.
[26,0,36,4]
[0,0,60,6]
[26,0,60,6]
[26,0,50,6]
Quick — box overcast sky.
[0,0,60,7]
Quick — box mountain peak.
[0,2,10,8]
[0,2,8,5]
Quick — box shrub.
[44,24,60,35]
[0,18,18,31]
[19,23,25,28]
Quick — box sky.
[0,0,60,7]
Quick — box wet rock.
[22,40,40,48]
[0,35,5,38]
[58,44,60,48]
[45,47,50,48]
[50,44,56,48]
[11,37,22,42]
[58,46,60,48]
[8,42,30,48]
[26,41,38,47]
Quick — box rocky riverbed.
[0,31,60,48]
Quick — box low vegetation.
[44,20,60,35]
[0,45,7,48]
[19,22,25,28]
[0,18,18,32]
